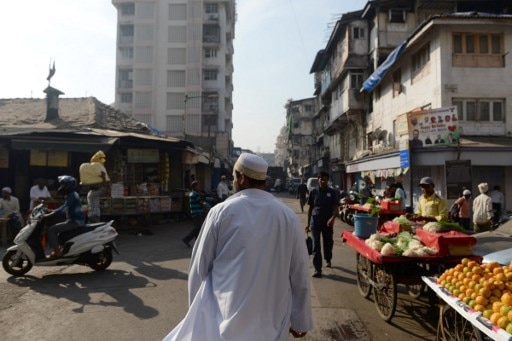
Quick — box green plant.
[366,197,381,217]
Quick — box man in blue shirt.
[182,181,206,248]
[306,172,339,278]
[44,176,85,260]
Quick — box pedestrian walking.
[165,153,313,340]
[451,189,472,230]
[473,183,493,232]
[296,178,308,213]
[216,175,230,202]
[306,171,339,278]
[181,181,206,248]
[490,185,505,224]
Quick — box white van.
[306,177,319,192]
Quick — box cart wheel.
[356,254,372,298]
[436,304,487,341]
[373,265,397,322]
[406,283,426,299]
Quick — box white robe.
[164,189,313,341]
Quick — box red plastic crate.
[416,229,477,257]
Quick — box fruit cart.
[342,230,482,322]
[422,276,512,340]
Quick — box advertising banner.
[407,106,460,149]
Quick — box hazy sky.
[1,0,367,153]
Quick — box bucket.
[354,213,379,239]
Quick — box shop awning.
[346,153,400,173]
[11,137,118,153]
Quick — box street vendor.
[407,177,448,222]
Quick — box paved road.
[0,193,438,340]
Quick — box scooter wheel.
[88,248,113,271]
[2,250,33,276]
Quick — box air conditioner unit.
[208,14,219,20]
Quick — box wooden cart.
[342,230,482,322]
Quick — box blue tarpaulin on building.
[361,40,408,92]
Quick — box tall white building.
[112,0,236,161]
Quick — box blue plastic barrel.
[353,213,379,239]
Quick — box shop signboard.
[445,160,472,199]
[399,137,409,169]
[407,106,460,149]
[127,148,159,163]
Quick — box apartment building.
[285,98,316,178]
[304,0,512,209]
[111,0,236,163]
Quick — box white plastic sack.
[79,162,110,185]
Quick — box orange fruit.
[495,273,507,282]
[507,323,512,334]
[500,304,512,316]
[507,309,512,322]
[493,301,504,313]
[498,316,509,329]
[475,295,489,306]
[461,258,469,265]
[474,304,486,313]
[493,288,503,297]
[490,312,502,324]
[495,281,506,291]
[502,292,512,306]
[479,287,492,298]
[493,267,505,275]
[487,261,500,270]
[483,309,494,319]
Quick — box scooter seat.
[59,224,101,242]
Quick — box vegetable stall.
[341,216,482,322]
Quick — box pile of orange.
[438,258,512,333]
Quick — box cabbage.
[381,243,396,256]
[423,222,442,233]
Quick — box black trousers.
[183,216,204,244]
[311,224,333,273]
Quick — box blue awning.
[362,40,408,92]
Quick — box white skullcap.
[478,183,488,194]
[1,187,12,194]
[234,153,268,180]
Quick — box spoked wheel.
[2,250,33,276]
[436,304,487,341]
[356,253,372,298]
[88,249,113,271]
[346,210,355,226]
[406,283,426,299]
[373,264,397,322]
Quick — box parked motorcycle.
[339,190,360,226]
[2,203,119,276]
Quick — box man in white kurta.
[164,153,313,341]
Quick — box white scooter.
[2,203,119,276]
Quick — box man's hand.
[289,328,307,338]
[305,224,310,233]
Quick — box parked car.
[306,177,319,192]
